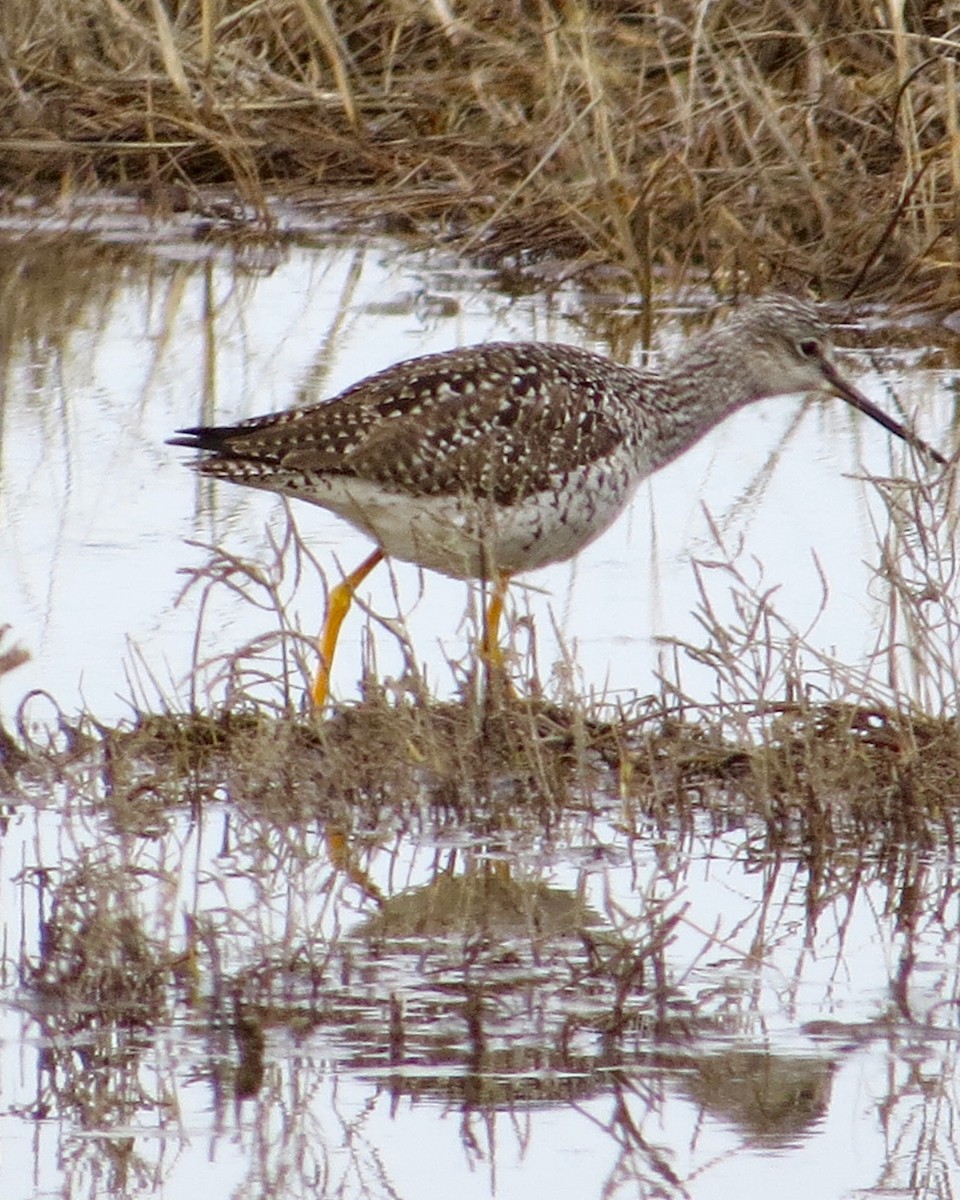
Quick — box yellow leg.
[325,825,383,906]
[480,572,511,692]
[312,548,385,708]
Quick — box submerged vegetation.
[1,1,959,300]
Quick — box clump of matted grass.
[6,469,960,1085]
[0,1,957,301]
[4,469,960,871]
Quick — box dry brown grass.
[6,465,959,1075]
[0,624,28,678]
[5,648,959,870]
[0,1,957,300]
[7,459,958,869]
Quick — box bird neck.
[639,338,770,473]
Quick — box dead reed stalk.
[0,2,956,298]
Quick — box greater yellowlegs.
[170,294,944,706]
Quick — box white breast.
[296,450,645,581]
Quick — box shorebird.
[169,294,944,706]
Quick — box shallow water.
[1,201,959,1200]
[1,201,956,721]
[1,769,958,1200]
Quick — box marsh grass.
[1,1,958,299]
[2,14,959,1177]
[5,464,959,868]
[5,470,959,1191]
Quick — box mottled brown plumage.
[175,342,637,507]
[170,294,943,704]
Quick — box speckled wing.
[228,342,635,506]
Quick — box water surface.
[1,202,958,1200]
[1,202,955,720]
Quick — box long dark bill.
[822,359,946,467]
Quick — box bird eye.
[798,337,821,359]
